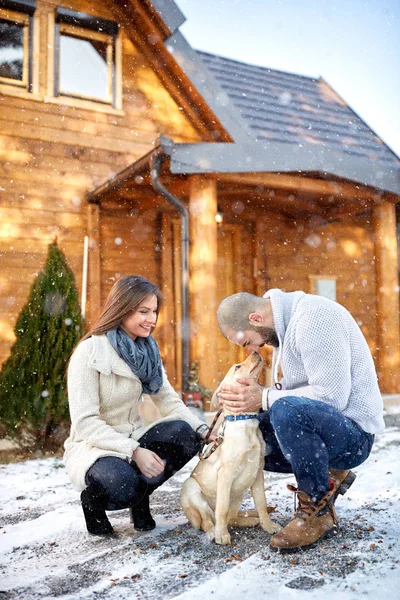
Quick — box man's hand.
[217,377,264,414]
[132,447,165,479]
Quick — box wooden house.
[1,0,400,405]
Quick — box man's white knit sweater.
[261,289,385,434]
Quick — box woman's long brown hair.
[80,275,163,342]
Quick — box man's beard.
[253,325,279,348]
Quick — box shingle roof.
[197,51,400,169]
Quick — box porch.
[85,139,400,403]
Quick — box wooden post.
[87,202,101,326]
[189,176,219,395]
[373,202,400,393]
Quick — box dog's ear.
[210,390,220,412]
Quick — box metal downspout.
[149,152,190,393]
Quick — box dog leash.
[198,411,259,460]
[199,408,224,460]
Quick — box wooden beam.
[216,173,398,203]
[218,189,321,214]
[87,203,101,326]
[373,202,400,393]
[189,176,219,392]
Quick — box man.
[216,289,384,552]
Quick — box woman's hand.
[132,447,165,479]
[201,428,219,443]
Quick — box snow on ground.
[0,407,399,600]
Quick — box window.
[309,276,337,301]
[54,8,120,106]
[0,0,36,91]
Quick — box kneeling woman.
[64,275,210,536]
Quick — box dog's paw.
[261,520,282,534]
[206,528,215,542]
[215,530,231,545]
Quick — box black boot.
[81,488,114,536]
[130,494,156,531]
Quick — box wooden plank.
[217,173,397,203]
[0,191,87,213]
[0,135,138,167]
[0,119,152,154]
[0,150,122,178]
[0,105,165,141]
[0,206,86,227]
[373,202,400,393]
[0,237,84,255]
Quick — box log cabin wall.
[257,211,377,356]
[216,206,377,380]
[0,0,202,366]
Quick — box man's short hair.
[216,292,264,334]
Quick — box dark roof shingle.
[197,51,399,168]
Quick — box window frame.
[53,8,120,108]
[0,0,36,92]
[309,275,337,301]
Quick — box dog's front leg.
[251,468,281,534]
[214,467,234,545]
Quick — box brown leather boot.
[328,469,356,501]
[270,484,338,552]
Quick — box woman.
[64,275,211,536]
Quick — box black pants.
[84,420,201,511]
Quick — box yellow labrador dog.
[180,352,281,545]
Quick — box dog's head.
[210,352,264,411]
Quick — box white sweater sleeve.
[266,308,352,410]
[68,343,139,457]
[150,367,205,431]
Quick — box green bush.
[0,241,84,440]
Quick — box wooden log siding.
[0,0,202,366]
[252,208,378,355]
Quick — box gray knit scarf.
[106,327,163,394]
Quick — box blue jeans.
[85,420,201,511]
[257,396,374,500]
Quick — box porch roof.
[87,136,399,223]
[198,51,400,170]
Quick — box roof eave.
[164,140,400,196]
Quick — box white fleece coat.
[261,289,385,434]
[64,335,204,491]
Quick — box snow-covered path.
[1,408,399,600]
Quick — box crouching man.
[216,289,384,552]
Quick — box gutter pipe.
[149,151,190,394]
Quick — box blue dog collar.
[224,414,258,421]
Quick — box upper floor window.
[54,8,119,106]
[0,0,36,91]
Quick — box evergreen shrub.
[0,241,84,441]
